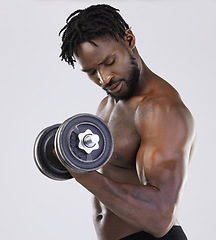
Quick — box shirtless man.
[59,4,195,240]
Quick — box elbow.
[151,220,172,238]
[147,205,176,238]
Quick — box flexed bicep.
[135,96,195,208]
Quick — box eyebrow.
[81,55,114,73]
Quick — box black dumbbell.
[34,114,114,181]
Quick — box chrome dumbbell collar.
[78,129,99,154]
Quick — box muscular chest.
[98,102,141,169]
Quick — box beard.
[104,53,140,101]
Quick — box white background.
[1,0,216,239]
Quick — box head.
[59,4,140,101]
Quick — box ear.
[124,29,136,49]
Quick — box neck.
[133,51,152,96]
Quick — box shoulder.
[135,94,195,141]
[96,96,109,114]
[96,96,115,117]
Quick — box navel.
[96,214,103,221]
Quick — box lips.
[106,81,123,93]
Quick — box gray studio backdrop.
[1,0,215,239]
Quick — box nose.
[98,69,113,85]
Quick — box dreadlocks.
[59,4,130,68]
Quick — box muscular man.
[59,4,195,240]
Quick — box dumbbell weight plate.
[34,124,72,181]
[55,114,113,173]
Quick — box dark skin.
[67,30,196,239]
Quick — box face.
[75,35,140,101]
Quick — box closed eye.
[105,58,115,66]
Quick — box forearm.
[70,171,173,236]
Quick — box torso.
[93,75,188,240]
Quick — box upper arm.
[135,97,195,205]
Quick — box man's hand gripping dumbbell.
[34,113,113,180]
